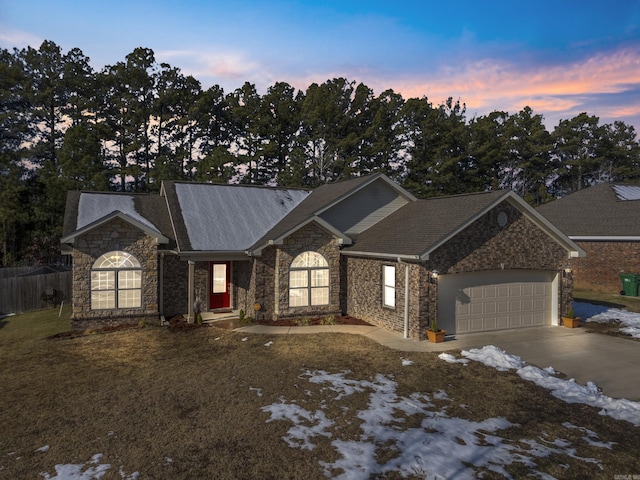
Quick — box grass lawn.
[574,287,640,313]
[1,306,639,479]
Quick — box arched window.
[91,251,142,310]
[289,251,329,307]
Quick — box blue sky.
[1,0,639,131]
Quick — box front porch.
[201,309,242,329]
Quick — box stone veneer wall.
[429,201,573,317]
[570,241,640,293]
[70,218,159,329]
[258,223,342,320]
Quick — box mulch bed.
[255,315,371,327]
[48,323,141,340]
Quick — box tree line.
[1,40,639,266]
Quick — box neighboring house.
[537,183,640,293]
[61,173,584,340]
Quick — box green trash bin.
[620,274,640,296]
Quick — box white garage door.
[437,271,556,334]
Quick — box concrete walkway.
[236,323,640,401]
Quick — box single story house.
[537,183,640,293]
[61,173,584,340]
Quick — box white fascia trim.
[314,174,417,216]
[341,250,420,261]
[570,236,640,241]
[61,211,169,245]
[251,216,352,256]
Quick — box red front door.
[210,261,231,309]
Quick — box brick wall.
[571,241,640,293]
[430,201,573,317]
[344,257,432,339]
[161,253,187,317]
[344,201,575,338]
[70,218,159,329]
[234,260,255,317]
[430,203,568,273]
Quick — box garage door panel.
[509,285,522,296]
[496,316,509,329]
[471,303,484,315]
[439,271,554,334]
[470,318,484,331]
[497,285,510,298]
[484,302,496,315]
[534,284,546,295]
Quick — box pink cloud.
[381,47,640,115]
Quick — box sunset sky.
[1,0,639,131]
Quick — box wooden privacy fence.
[0,266,72,315]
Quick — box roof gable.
[248,173,415,254]
[61,192,171,245]
[346,190,584,259]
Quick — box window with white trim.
[91,251,142,309]
[383,265,395,308]
[289,251,329,307]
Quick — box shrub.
[321,315,336,325]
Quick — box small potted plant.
[426,319,446,343]
[562,306,580,328]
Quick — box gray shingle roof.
[345,190,508,257]
[162,181,310,252]
[536,183,640,237]
[61,191,175,247]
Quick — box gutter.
[570,236,640,241]
[341,250,420,261]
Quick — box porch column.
[187,260,195,323]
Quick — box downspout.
[187,260,195,324]
[399,258,410,339]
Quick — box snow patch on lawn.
[459,345,640,426]
[38,453,139,480]
[574,301,640,338]
[262,369,610,479]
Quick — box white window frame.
[289,251,329,307]
[91,251,142,310]
[383,265,395,308]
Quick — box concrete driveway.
[238,323,640,401]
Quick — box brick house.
[537,183,640,293]
[61,173,583,339]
